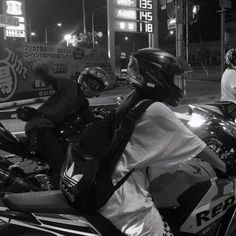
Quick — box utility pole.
[220,5,226,75]
[82,0,86,34]
[219,0,232,75]
[185,0,189,63]
[149,0,159,48]
[107,0,115,73]
[175,0,184,92]
[175,0,184,58]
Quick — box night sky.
[24,0,236,45]
[25,0,107,42]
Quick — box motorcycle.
[0,155,236,235]
[187,101,236,160]
[0,105,112,193]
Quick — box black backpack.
[60,99,154,217]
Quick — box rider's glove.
[225,156,236,176]
[215,155,236,178]
[214,168,229,179]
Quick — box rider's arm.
[196,145,226,173]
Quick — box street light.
[64,34,72,46]
[45,22,62,45]
[92,6,106,49]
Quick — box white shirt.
[221,68,236,103]
[100,102,206,236]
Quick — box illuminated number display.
[138,22,153,32]
[139,11,153,21]
[138,0,153,9]
[113,0,153,33]
[114,21,153,33]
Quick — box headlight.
[188,113,207,128]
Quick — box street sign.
[219,0,232,9]
[0,14,19,27]
[167,18,176,30]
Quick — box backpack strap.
[108,99,155,173]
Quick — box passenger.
[220,48,236,118]
[100,48,229,236]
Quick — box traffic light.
[192,5,200,23]
[189,2,200,24]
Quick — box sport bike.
[187,101,236,161]
[0,155,236,235]
[0,105,111,193]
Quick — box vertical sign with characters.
[0,62,17,102]
[2,0,27,40]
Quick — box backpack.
[60,99,154,213]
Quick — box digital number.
[139,0,153,9]
[139,11,153,21]
[145,23,153,32]
[139,22,153,32]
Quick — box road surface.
[0,79,220,134]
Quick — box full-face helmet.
[225,48,236,69]
[127,48,191,106]
[78,67,109,98]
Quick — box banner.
[0,40,114,103]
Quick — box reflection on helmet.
[78,67,109,98]
[127,48,191,106]
[225,48,236,68]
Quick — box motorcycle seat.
[2,190,77,214]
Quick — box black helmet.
[225,48,236,68]
[127,48,191,106]
[78,67,109,98]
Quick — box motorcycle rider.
[16,61,108,189]
[220,48,236,118]
[99,48,230,236]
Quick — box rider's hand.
[31,61,50,76]
[214,168,229,179]
[225,155,236,176]
[214,155,236,178]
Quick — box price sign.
[114,20,153,33]
[113,0,153,33]
[114,0,137,7]
[138,10,153,21]
[138,22,153,32]
[138,0,153,9]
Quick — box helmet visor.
[127,56,145,85]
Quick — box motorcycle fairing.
[0,211,100,236]
[180,177,236,234]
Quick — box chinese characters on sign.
[0,65,13,95]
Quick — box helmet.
[78,67,109,98]
[127,48,191,106]
[225,48,236,68]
